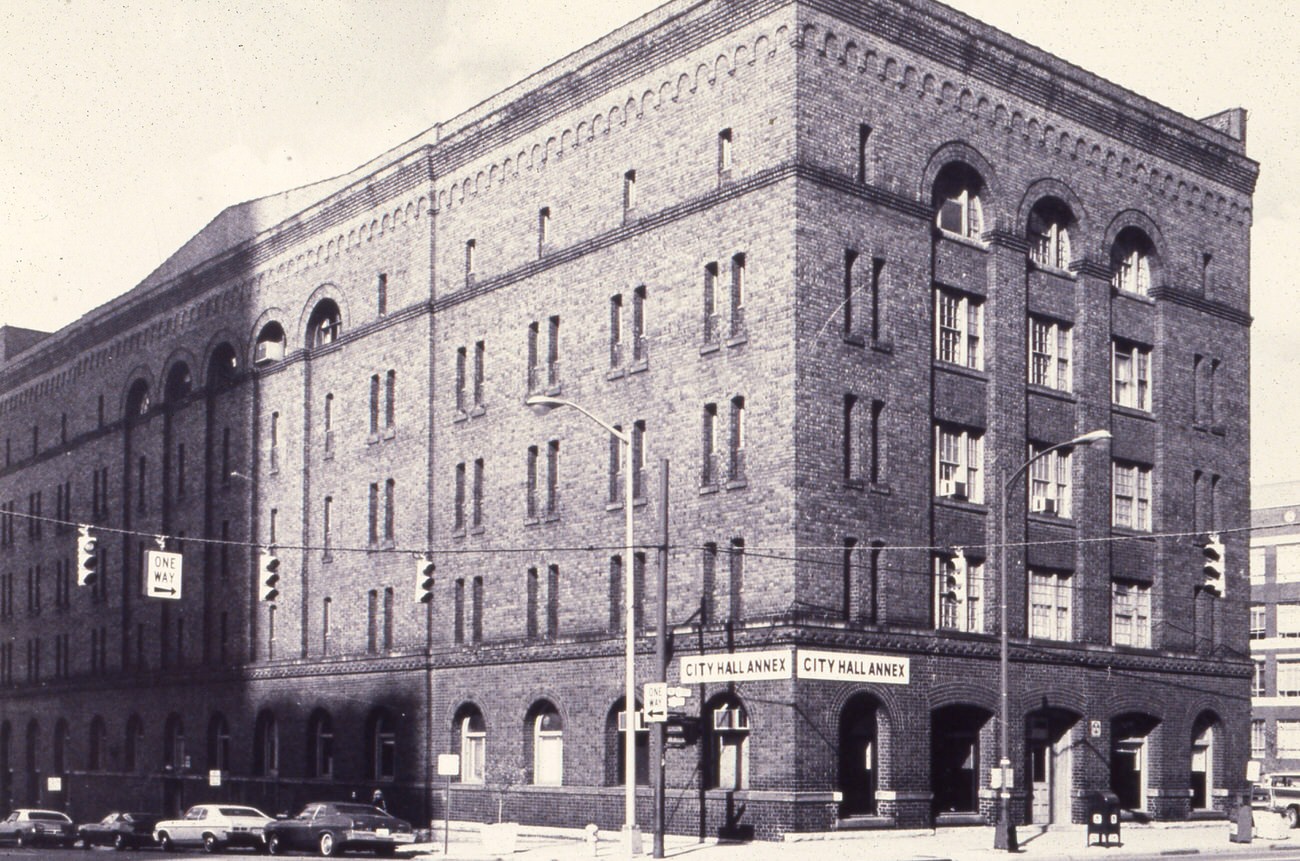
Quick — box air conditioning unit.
[941,480,968,500]
[1032,496,1057,516]
[254,339,284,365]
[712,708,749,731]
[617,711,647,732]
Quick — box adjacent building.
[0,0,1256,839]
[1249,482,1300,774]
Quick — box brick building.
[1249,483,1300,775]
[0,0,1255,839]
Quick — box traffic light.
[416,559,435,603]
[1203,533,1225,597]
[942,548,967,604]
[76,524,98,586]
[259,550,281,602]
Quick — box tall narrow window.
[383,587,393,651]
[728,538,744,622]
[471,458,485,530]
[728,396,746,484]
[367,590,379,653]
[1028,443,1072,518]
[473,341,485,410]
[632,421,646,501]
[546,440,560,517]
[454,579,465,644]
[538,207,551,255]
[1112,581,1151,647]
[609,429,623,504]
[268,412,280,473]
[842,538,858,620]
[526,446,539,521]
[857,123,872,184]
[527,567,540,640]
[546,564,560,638]
[935,424,983,502]
[453,463,466,533]
[1111,228,1153,296]
[323,393,334,454]
[703,263,720,344]
[322,496,333,559]
[609,555,623,632]
[322,598,332,656]
[729,254,746,339]
[456,347,467,414]
[1112,461,1153,531]
[843,250,860,339]
[844,395,863,485]
[718,128,733,175]
[624,170,637,210]
[471,576,484,643]
[547,316,561,389]
[369,374,380,435]
[632,286,647,363]
[701,543,717,625]
[610,294,624,368]
[935,288,983,369]
[870,399,885,484]
[465,239,476,281]
[701,403,719,487]
[368,483,380,547]
[527,322,540,392]
[459,710,486,783]
[384,478,395,545]
[384,370,396,430]
[377,272,388,315]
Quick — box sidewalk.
[400,818,1298,861]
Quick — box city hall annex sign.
[679,648,909,685]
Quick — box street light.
[525,395,640,856]
[994,429,1110,852]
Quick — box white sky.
[1,0,1296,488]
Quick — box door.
[1112,739,1144,810]
[838,698,877,816]
[1030,741,1050,824]
[1191,725,1213,809]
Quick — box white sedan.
[154,804,273,853]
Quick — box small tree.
[493,763,527,823]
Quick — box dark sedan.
[264,802,414,857]
[78,811,163,850]
[0,809,77,848]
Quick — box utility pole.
[652,459,669,858]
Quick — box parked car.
[78,811,163,850]
[153,804,273,852]
[263,801,414,857]
[0,808,77,848]
[1253,772,1300,826]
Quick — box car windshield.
[124,813,155,823]
[219,807,265,818]
[331,804,387,817]
[30,812,71,822]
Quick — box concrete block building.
[0,0,1255,839]
[1249,483,1300,774]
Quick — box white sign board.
[797,649,910,684]
[46,776,62,792]
[644,683,668,722]
[680,649,793,684]
[437,754,461,777]
[1089,720,1102,738]
[144,550,184,600]
[209,770,222,787]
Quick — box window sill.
[382,427,396,441]
[542,513,561,524]
[726,331,748,348]
[699,483,720,495]
[1111,404,1155,421]
[452,528,466,539]
[470,405,486,418]
[871,338,894,355]
[1112,288,1156,305]
[382,539,396,550]
[606,367,626,381]
[367,433,381,446]
[1110,525,1154,539]
[323,448,335,461]
[453,411,468,424]
[700,341,721,356]
[1028,512,1075,527]
[1193,423,1227,437]
[1026,384,1076,403]
[843,332,866,348]
[934,229,989,252]
[544,385,562,397]
[606,501,624,512]
[469,526,485,536]
[725,478,748,491]
[869,482,892,496]
[629,358,649,375]
[1029,261,1076,280]
[933,361,988,381]
[933,496,988,513]
[322,553,334,564]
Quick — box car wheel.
[15,833,25,848]
[267,834,285,855]
[159,832,175,852]
[1289,807,1300,829]
[203,832,220,853]
[114,832,127,850]
[319,830,339,856]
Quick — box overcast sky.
[1,0,1296,489]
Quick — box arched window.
[254,710,278,776]
[164,713,185,770]
[1027,198,1074,270]
[125,380,151,421]
[255,322,286,365]
[307,300,343,348]
[528,701,564,786]
[164,364,193,404]
[124,714,144,773]
[367,709,396,782]
[207,343,239,390]
[454,705,486,784]
[207,712,230,772]
[308,710,334,779]
[1111,227,1154,296]
[932,163,985,239]
[53,718,70,773]
[705,696,750,790]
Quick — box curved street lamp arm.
[525,395,628,442]
[1002,430,1111,495]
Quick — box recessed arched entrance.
[1111,712,1160,812]
[837,693,879,817]
[931,704,991,817]
[1025,708,1078,825]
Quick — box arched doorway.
[931,704,991,816]
[1025,708,1078,825]
[837,694,879,817]
[1111,712,1160,812]
[1190,712,1220,811]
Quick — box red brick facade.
[0,0,1255,840]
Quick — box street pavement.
[401,816,1300,861]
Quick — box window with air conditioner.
[935,424,983,503]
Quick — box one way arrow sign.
[144,550,184,600]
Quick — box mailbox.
[1085,791,1122,846]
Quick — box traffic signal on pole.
[76,524,98,586]
[259,550,280,602]
[1203,533,1225,597]
[416,559,435,603]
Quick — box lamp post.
[525,395,640,856]
[994,429,1110,852]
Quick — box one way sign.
[144,550,183,600]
